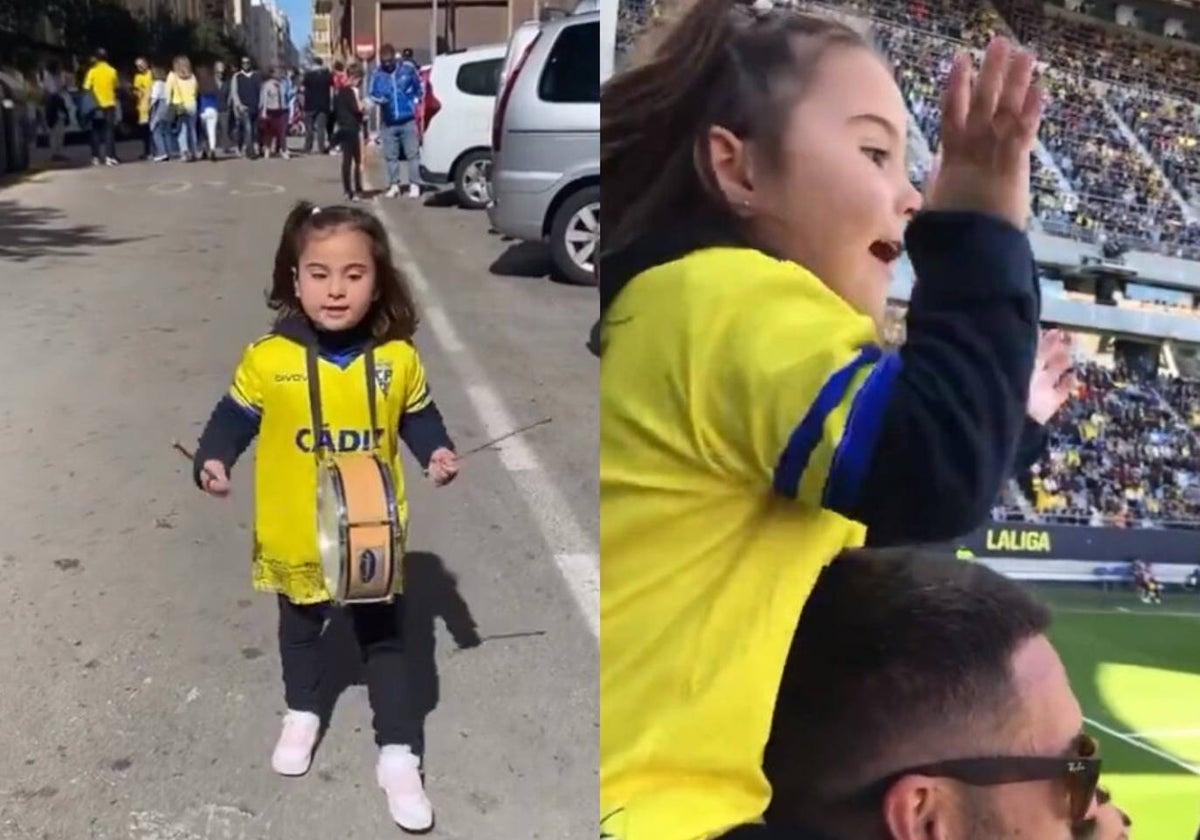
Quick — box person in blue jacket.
[369,44,423,198]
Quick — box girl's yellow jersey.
[599,211,1042,840]
[224,323,433,604]
[600,245,878,840]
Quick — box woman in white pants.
[195,65,221,160]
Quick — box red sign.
[355,38,375,60]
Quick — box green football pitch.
[1027,583,1200,838]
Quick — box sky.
[274,0,311,52]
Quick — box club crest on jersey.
[375,363,393,397]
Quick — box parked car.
[488,10,600,286]
[419,44,505,210]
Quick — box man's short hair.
[401,47,415,60]
[763,548,1052,826]
[380,43,397,58]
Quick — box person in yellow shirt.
[599,2,1047,838]
[190,201,460,831]
[81,48,119,165]
[165,55,199,160]
[133,57,153,159]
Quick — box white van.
[419,44,507,209]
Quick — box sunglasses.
[851,732,1102,823]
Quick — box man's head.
[763,548,1094,840]
[380,44,397,70]
[240,56,252,71]
[94,48,107,63]
[401,47,415,62]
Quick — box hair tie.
[310,205,321,216]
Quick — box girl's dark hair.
[601,0,867,251]
[269,201,420,342]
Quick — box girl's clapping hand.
[427,448,460,486]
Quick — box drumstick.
[171,440,220,483]
[457,417,553,459]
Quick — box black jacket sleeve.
[1012,417,1048,476]
[193,396,260,488]
[399,400,454,469]
[849,211,1039,547]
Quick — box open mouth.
[869,240,903,264]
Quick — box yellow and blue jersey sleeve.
[229,343,266,418]
[401,342,432,414]
[394,341,452,467]
[704,267,900,517]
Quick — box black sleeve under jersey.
[839,211,1040,547]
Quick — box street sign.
[356,38,375,60]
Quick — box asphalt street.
[0,142,598,840]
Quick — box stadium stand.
[616,0,1200,561]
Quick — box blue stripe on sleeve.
[772,344,882,500]
[821,351,903,515]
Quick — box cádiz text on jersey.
[294,427,388,453]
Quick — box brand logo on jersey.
[374,362,392,398]
[295,427,387,453]
[275,372,307,383]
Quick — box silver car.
[488,10,600,286]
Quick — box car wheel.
[453,149,492,210]
[549,185,600,286]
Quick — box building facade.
[346,0,545,64]
[246,0,300,68]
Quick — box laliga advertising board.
[950,520,1200,565]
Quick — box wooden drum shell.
[318,452,403,605]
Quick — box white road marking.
[367,178,599,640]
[101,180,285,198]
[1084,716,1200,774]
[423,305,464,352]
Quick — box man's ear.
[881,775,950,840]
[700,125,759,217]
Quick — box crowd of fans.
[882,306,1200,529]
[827,0,1200,260]
[1020,362,1200,528]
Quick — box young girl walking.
[333,64,367,201]
[191,201,459,832]
[599,3,1047,838]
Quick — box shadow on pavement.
[0,200,143,262]
[489,240,553,279]
[315,550,481,756]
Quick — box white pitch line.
[1085,716,1200,774]
[1127,728,1200,739]
[1054,606,1200,620]
[365,174,599,640]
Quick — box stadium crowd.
[1021,362,1200,528]
[834,0,1200,259]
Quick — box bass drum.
[316,451,404,605]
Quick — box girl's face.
[294,225,378,332]
[716,46,921,328]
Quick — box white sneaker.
[91,157,101,166]
[377,745,433,832]
[385,184,401,199]
[407,184,421,199]
[105,157,119,166]
[271,710,321,776]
